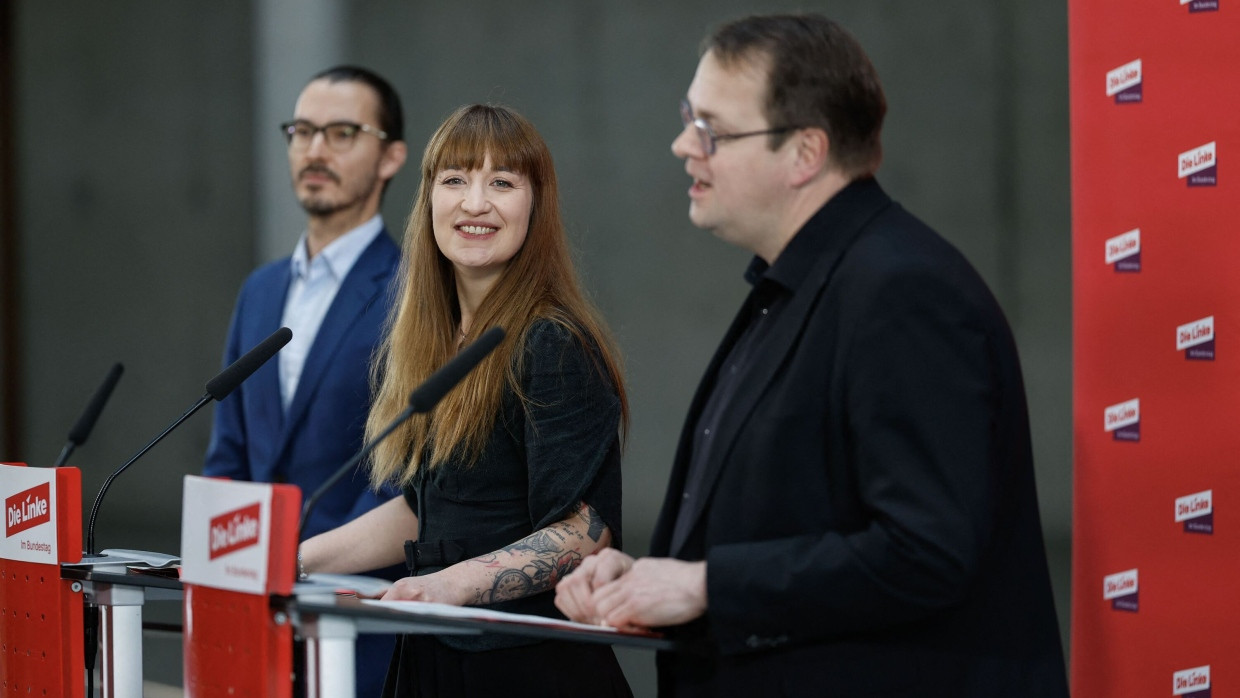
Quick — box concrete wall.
[8,1,1069,693]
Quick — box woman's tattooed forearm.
[479,552,583,603]
[468,503,605,604]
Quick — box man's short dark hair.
[310,65,405,143]
[705,14,886,176]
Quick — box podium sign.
[0,462,84,698]
[1,463,58,563]
[180,475,299,698]
[180,475,285,594]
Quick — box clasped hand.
[554,548,708,630]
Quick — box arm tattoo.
[469,504,604,604]
[475,551,584,604]
[508,529,566,556]
[582,505,606,543]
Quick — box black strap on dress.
[403,526,529,574]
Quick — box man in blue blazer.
[557,15,1069,697]
[205,66,408,697]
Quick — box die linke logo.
[1103,568,1139,612]
[1181,0,1219,12]
[1175,489,1213,534]
[1179,142,1217,187]
[1174,665,1211,698]
[1105,228,1141,272]
[1105,398,1140,441]
[1176,315,1214,360]
[208,502,262,560]
[1106,59,1142,103]
[6,482,51,538]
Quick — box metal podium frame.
[58,564,181,698]
[283,588,678,698]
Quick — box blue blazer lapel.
[274,232,397,463]
[251,264,292,438]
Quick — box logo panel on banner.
[0,464,58,563]
[1180,0,1219,13]
[1178,142,1217,187]
[1103,568,1139,612]
[1104,398,1141,442]
[1173,665,1211,697]
[1175,489,1213,534]
[1176,315,1215,360]
[1105,228,1141,272]
[1106,59,1143,103]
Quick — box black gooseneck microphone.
[53,362,124,467]
[79,328,288,698]
[296,326,506,541]
[85,326,292,556]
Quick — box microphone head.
[68,362,124,445]
[205,327,292,401]
[408,326,506,413]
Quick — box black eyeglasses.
[679,100,800,156]
[280,119,388,152]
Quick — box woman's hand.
[379,572,468,605]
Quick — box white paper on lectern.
[298,572,394,598]
[180,475,274,594]
[362,599,620,634]
[0,463,58,563]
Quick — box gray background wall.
[2,1,1070,694]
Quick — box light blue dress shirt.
[278,215,385,411]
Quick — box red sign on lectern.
[180,474,298,698]
[0,462,84,698]
[1,465,59,562]
[181,474,297,595]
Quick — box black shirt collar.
[743,176,882,293]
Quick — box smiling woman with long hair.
[300,104,632,697]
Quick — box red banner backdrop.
[1070,1,1240,695]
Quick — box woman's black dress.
[381,320,632,698]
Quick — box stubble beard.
[296,172,381,220]
[299,192,346,217]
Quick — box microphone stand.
[79,327,290,696]
[85,394,211,556]
[53,362,124,467]
[297,401,416,542]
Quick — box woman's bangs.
[425,108,538,179]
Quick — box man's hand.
[555,548,635,624]
[592,557,707,629]
[557,551,708,630]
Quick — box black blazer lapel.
[665,183,893,558]
[665,280,821,556]
[651,302,754,557]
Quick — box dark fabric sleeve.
[705,263,1007,650]
[521,320,624,548]
[402,482,418,518]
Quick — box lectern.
[0,462,85,697]
[180,474,300,697]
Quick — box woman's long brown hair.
[367,104,627,487]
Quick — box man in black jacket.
[557,13,1068,697]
